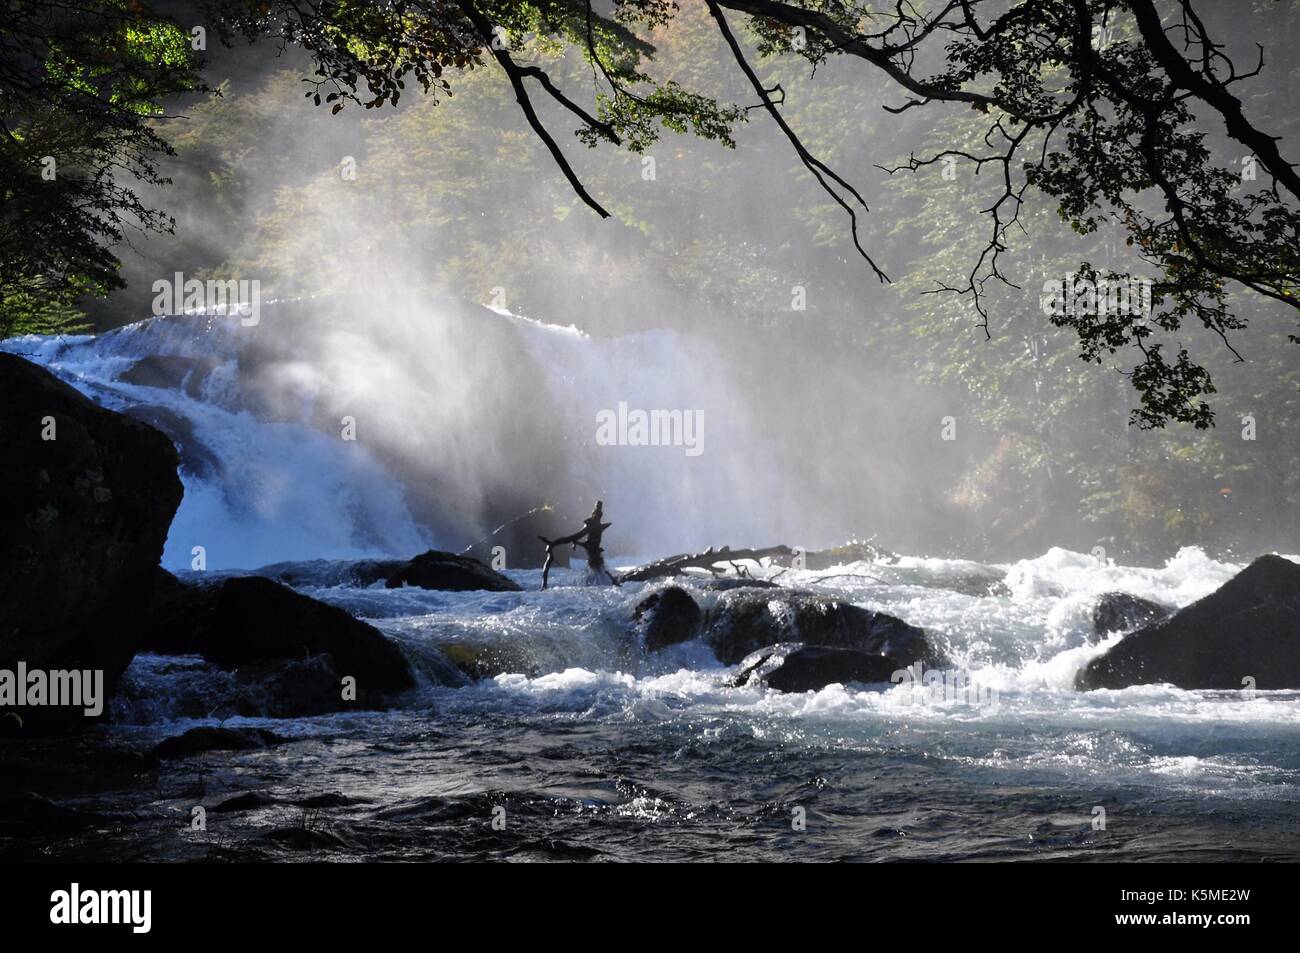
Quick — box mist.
[81,6,1300,566]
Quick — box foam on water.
[9,317,1300,812]
[2,321,431,568]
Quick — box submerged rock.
[384,550,523,592]
[438,642,539,681]
[213,790,279,813]
[1077,555,1300,690]
[634,586,702,652]
[732,642,901,693]
[140,574,416,707]
[148,726,283,762]
[1091,592,1171,639]
[119,354,218,397]
[0,354,183,731]
[253,558,403,588]
[703,589,940,667]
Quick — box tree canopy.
[190,0,1300,429]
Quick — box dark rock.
[149,726,283,762]
[703,589,940,667]
[1077,555,1300,690]
[928,567,1011,598]
[121,404,222,479]
[1092,592,1171,638]
[291,792,370,809]
[634,586,702,652]
[119,354,218,397]
[384,550,523,592]
[0,354,183,732]
[231,655,355,718]
[0,792,106,838]
[732,642,902,692]
[140,574,416,706]
[0,738,152,796]
[438,642,539,681]
[213,791,278,813]
[252,558,403,588]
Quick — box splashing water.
[7,312,1300,861]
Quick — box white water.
[2,303,801,566]
[3,318,431,568]
[8,313,1300,808]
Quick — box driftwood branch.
[618,545,795,584]
[539,500,619,589]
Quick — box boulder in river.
[1077,555,1300,690]
[732,642,901,693]
[703,588,941,667]
[148,726,283,762]
[121,404,223,480]
[140,573,416,706]
[119,354,219,397]
[634,586,702,652]
[0,354,183,732]
[1091,591,1171,639]
[384,550,522,592]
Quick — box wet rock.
[1092,592,1171,638]
[213,791,278,813]
[1077,555,1300,690]
[121,404,223,480]
[384,550,523,592]
[0,792,106,838]
[291,792,370,809]
[231,655,355,718]
[732,642,901,692]
[634,586,702,652]
[148,726,283,762]
[119,354,218,397]
[438,642,539,681]
[140,574,416,706]
[929,567,1011,598]
[0,354,183,731]
[704,589,940,667]
[252,558,403,588]
[0,738,152,796]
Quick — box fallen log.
[618,545,795,583]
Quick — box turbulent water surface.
[3,550,1294,862]
[5,319,1300,862]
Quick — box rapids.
[5,313,1299,861]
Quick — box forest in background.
[6,1,1299,562]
